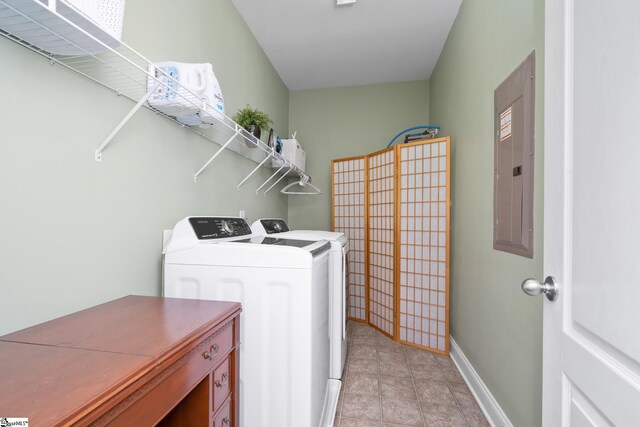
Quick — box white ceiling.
[231,0,463,91]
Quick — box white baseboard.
[449,337,513,427]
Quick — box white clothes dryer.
[163,217,339,427]
[251,218,349,380]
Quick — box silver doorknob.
[521,276,559,301]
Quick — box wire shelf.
[0,0,309,189]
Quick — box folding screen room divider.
[332,156,367,321]
[332,137,451,355]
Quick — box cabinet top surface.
[0,340,151,424]
[0,295,241,356]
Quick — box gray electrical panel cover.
[493,51,535,258]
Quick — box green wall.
[288,81,429,230]
[0,0,290,335]
[428,0,544,425]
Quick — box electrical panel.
[494,51,535,258]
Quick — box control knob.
[220,220,235,235]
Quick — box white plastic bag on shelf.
[198,64,225,128]
[147,62,224,128]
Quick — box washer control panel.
[189,217,251,239]
[260,219,290,234]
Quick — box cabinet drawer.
[212,398,231,427]
[212,356,231,412]
[201,321,234,365]
[106,321,234,425]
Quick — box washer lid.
[271,230,348,247]
[251,236,316,247]
[285,230,345,241]
[222,236,331,256]
[250,219,347,246]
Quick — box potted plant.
[233,105,273,147]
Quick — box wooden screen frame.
[331,155,368,323]
[331,137,451,355]
[365,146,396,339]
[394,137,451,355]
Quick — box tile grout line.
[436,353,473,427]
[436,354,472,427]
[377,332,383,425]
[374,329,384,425]
[337,365,345,427]
[406,345,428,427]
[334,325,350,427]
[338,324,356,426]
[446,377,471,427]
[335,341,344,427]
[342,324,383,426]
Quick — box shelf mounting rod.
[237,151,274,190]
[256,163,286,194]
[194,128,241,182]
[264,164,294,194]
[95,82,160,162]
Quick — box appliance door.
[340,242,349,371]
[329,241,349,380]
[311,250,333,426]
[342,241,349,340]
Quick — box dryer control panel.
[260,219,290,234]
[189,217,251,239]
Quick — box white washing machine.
[163,217,340,427]
[251,218,349,380]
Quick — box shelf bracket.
[237,150,274,190]
[194,127,241,182]
[95,82,160,162]
[264,164,294,195]
[256,163,287,194]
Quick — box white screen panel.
[332,157,366,321]
[397,140,449,353]
[367,149,395,336]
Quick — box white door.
[536,0,640,425]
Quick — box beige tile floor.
[335,321,490,427]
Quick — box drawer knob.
[222,417,230,425]
[203,344,220,360]
[215,372,229,388]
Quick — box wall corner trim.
[450,338,514,427]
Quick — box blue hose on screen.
[385,126,441,148]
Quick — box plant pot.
[244,124,261,148]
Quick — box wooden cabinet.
[0,295,241,426]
